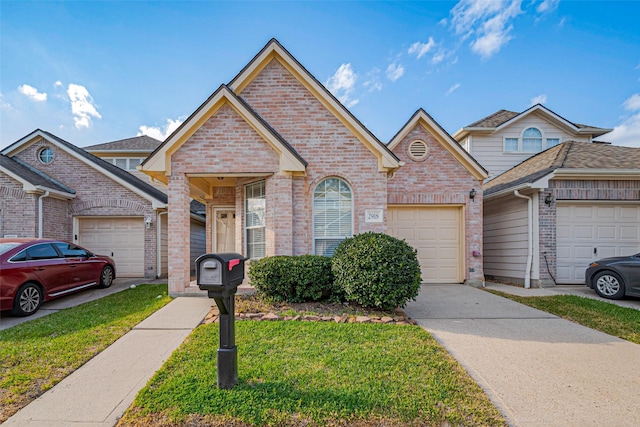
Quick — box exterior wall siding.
[190,218,206,272]
[388,125,484,284]
[484,196,529,283]
[470,115,592,177]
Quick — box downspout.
[156,211,168,278]
[38,191,50,238]
[514,190,532,289]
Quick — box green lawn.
[487,290,640,344]
[119,320,506,427]
[0,284,171,422]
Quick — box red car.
[0,238,116,316]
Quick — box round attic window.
[407,140,429,161]
[38,147,54,164]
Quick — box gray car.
[585,253,640,300]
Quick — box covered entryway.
[387,206,463,283]
[556,203,640,283]
[77,217,145,277]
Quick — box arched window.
[313,177,353,256]
[522,127,542,152]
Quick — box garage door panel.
[78,217,144,278]
[388,206,462,283]
[557,204,640,283]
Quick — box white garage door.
[387,206,463,283]
[556,204,640,283]
[78,217,145,277]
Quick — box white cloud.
[623,93,640,111]
[0,93,13,110]
[54,81,63,88]
[530,94,548,105]
[138,118,183,141]
[408,38,436,59]
[67,83,101,129]
[446,83,461,96]
[606,93,640,148]
[18,84,47,102]
[363,68,383,92]
[325,63,359,108]
[536,0,559,13]
[450,0,523,59]
[386,63,405,82]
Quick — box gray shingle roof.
[485,141,640,195]
[467,109,519,128]
[0,153,75,195]
[84,135,162,152]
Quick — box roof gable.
[454,104,612,140]
[228,38,400,171]
[388,109,488,180]
[84,135,162,153]
[1,129,168,207]
[141,84,307,181]
[0,154,75,198]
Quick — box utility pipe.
[514,190,533,288]
[37,191,50,238]
[156,211,168,278]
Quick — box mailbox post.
[195,253,247,389]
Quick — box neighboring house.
[140,38,488,296]
[0,129,206,278]
[453,104,612,178]
[85,135,166,189]
[85,135,207,274]
[483,141,640,287]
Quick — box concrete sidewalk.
[403,284,640,427]
[4,296,213,427]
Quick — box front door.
[215,209,236,252]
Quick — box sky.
[1,0,639,151]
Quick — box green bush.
[332,232,422,310]
[247,255,334,303]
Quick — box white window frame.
[503,128,561,153]
[312,177,354,257]
[244,181,266,260]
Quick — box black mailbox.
[196,253,246,297]
[195,253,247,390]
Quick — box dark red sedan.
[0,238,116,316]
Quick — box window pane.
[547,138,560,148]
[129,158,142,170]
[245,181,266,260]
[313,178,352,255]
[315,239,343,257]
[505,138,518,152]
[523,128,542,138]
[522,137,542,152]
[27,244,60,260]
[54,242,88,258]
[115,158,127,169]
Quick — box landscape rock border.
[203,308,418,326]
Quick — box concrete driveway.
[403,284,640,427]
[0,277,167,330]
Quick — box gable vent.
[407,140,429,161]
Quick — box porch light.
[145,217,153,228]
[544,194,554,206]
[469,189,477,201]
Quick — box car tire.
[12,283,43,316]
[593,270,625,300]
[98,266,115,288]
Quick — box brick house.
[482,141,640,287]
[0,130,206,278]
[140,39,488,296]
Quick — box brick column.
[168,174,191,295]
[266,174,293,256]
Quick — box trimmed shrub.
[247,255,334,303]
[332,232,422,310]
